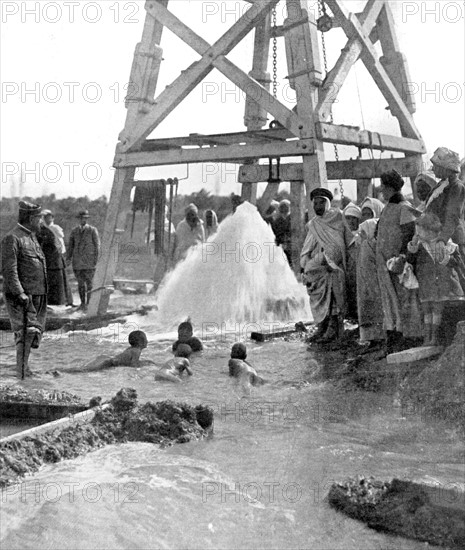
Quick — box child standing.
[408,213,464,345]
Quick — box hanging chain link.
[272,7,278,99]
[318,0,344,200]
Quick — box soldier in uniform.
[1,201,47,377]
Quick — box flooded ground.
[0,306,463,549]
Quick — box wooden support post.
[284,0,328,216]
[241,12,272,205]
[260,181,280,212]
[290,181,305,273]
[356,179,371,202]
[88,167,135,317]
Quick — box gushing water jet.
[155,202,311,330]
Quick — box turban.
[343,203,362,219]
[414,171,437,189]
[430,147,461,173]
[310,187,333,202]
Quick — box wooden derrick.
[88,0,425,316]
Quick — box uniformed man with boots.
[1,201,47,378]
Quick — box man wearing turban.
[300,188,350,344]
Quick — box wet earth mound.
[0,388,213,488]
[328,477,465,548]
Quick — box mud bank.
[306,321,465,432]
[0,388,213,488]
[328,477,465,548]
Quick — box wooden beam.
[285,0,328,213]
[325,0,423,141]
[290,180,305,272]
[238,156,424,183]
[316,122,425,154]
[88,167,135,317]
[115,139,314,167]
[123,0,168,133]
[356,179,371,202]
[119,0,279,152]
[242,13,272,205]
[316,0,385,121]
[146,1,303,137]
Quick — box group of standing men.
[301,146,465,350]
[1,203,100,377]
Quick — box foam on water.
[155,202,311,330]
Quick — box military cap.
[77,209,90,218]
[19,200,42,214]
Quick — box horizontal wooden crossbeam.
[238,156,423,183]
[316,123,425,154]
[115,139,313,167]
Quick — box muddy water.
[0,317,463,549]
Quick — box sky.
[1,0,464,201]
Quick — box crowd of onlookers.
[301,147,465,353]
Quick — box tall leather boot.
[15,335,33,378]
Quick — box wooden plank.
[141,127,293,150]
[290,180,305,272]
[356,179,371,202]
[88,167,135,317]
[251,322,312,342]
[123,0,168,133]
[119,0,280,152]
[242,13,272,204]
[316,122,425,154]
[238,156,423,183]
[0,404,110,444]
[387,346,444,365]
[115,139,314,167]
[285,0,328,211]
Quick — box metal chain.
[318,0,344,199]
[272,6,278,99]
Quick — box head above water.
[174,343,193,358]
[231,342,247,360]
[128,330,148,348]
[178,318,193,341]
